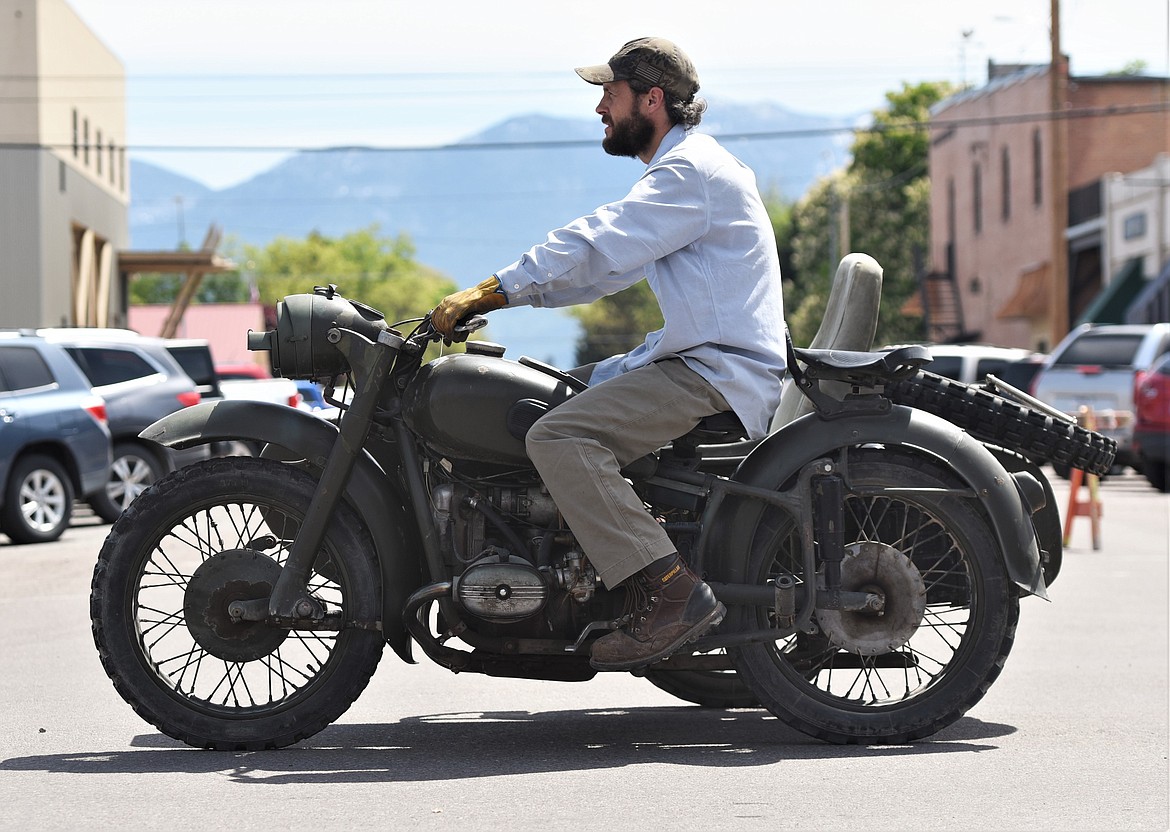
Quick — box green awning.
[1076,257,1146,326]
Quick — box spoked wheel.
[90,457,384,750]
[730,448,1020,744]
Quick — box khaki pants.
[525,358,730,588]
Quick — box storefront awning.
[997,263,1051,320]
[1075,257,1146,326]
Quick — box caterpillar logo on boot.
[660,564,681,584]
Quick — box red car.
[1134,351,1170,492]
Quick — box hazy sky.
[62,0,1170,188]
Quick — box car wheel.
[1,453,74,544]
[89,441,166,523]
[1143,459,1168,493]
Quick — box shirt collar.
[646,123,688,167]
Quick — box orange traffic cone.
[1062,406,1103,550]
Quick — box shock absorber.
[813,466,846,599]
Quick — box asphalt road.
[1,470,1167,832]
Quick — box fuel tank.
[401,353,578,466]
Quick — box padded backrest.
[769,253,883,431]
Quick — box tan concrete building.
[0,0,131,328]
[926,60,1170,352]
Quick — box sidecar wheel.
[90,457,384,751]
[643,663,761,709]
[730,448,1020,745]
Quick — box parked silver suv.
[0,335,111,543]
[1031,323,1170,472]
[36,328,209,522]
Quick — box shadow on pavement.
[1,707,1014,783]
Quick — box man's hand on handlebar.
[432,276,508,344]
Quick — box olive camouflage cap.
[575,37,700,102]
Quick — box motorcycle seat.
[793,344,932,384]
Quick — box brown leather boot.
[589,553,725,671]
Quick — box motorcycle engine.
[432,480,600,626]
[453,550,548,623]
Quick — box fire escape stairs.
[920,270,970,343]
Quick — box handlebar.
[409,313,489,349]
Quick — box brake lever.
[454,315,488,335]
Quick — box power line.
[1,100,1164,155]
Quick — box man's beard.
[602,108,656,158]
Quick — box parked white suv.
[1031,323,1170,472]
[880,343,1033,385]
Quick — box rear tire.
[643,662,761,709]
[730,448,1019,744]
[90,457,384,750]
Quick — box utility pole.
[1049,0,1069,345]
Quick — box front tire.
[730,448,1020,744]
[90,457,384,750]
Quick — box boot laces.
[620,577,658,634]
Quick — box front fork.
[263,327,400,623]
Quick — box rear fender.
[716,404,1048,599]
[141,400,422,662]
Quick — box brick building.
[925,59,1170,352]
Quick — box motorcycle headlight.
[247,286,388,380]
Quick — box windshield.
[1054,333,1144,367]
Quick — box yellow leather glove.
[432,276,508,342]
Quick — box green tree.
[129,272,249,304]
[784,80,954,347]
[235,225,457,326]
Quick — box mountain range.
[130,100,855,366]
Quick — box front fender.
[141,400,423,662]
[719,403,1047,599]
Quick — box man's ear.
[643,86,665,113]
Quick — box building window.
[118,147,126,191]
[947,178,956,242]
[1001,146,1011,221]
[72,109,79,157]
[973,163,983,234]
[109,142,116,185]
[83,118,89,165]
[95,130,102,175]
[1032,129,1043,206]
[1124,212,1148,240]
[59,160,66,193]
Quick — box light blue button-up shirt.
[494,124,787,439]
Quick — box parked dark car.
[993,352,1049,394]
[1134,351,1170,492]
[0,335,112,543]
[37,329,208,522]
[164,338,223,401]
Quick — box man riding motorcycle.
[433,37,788,671]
